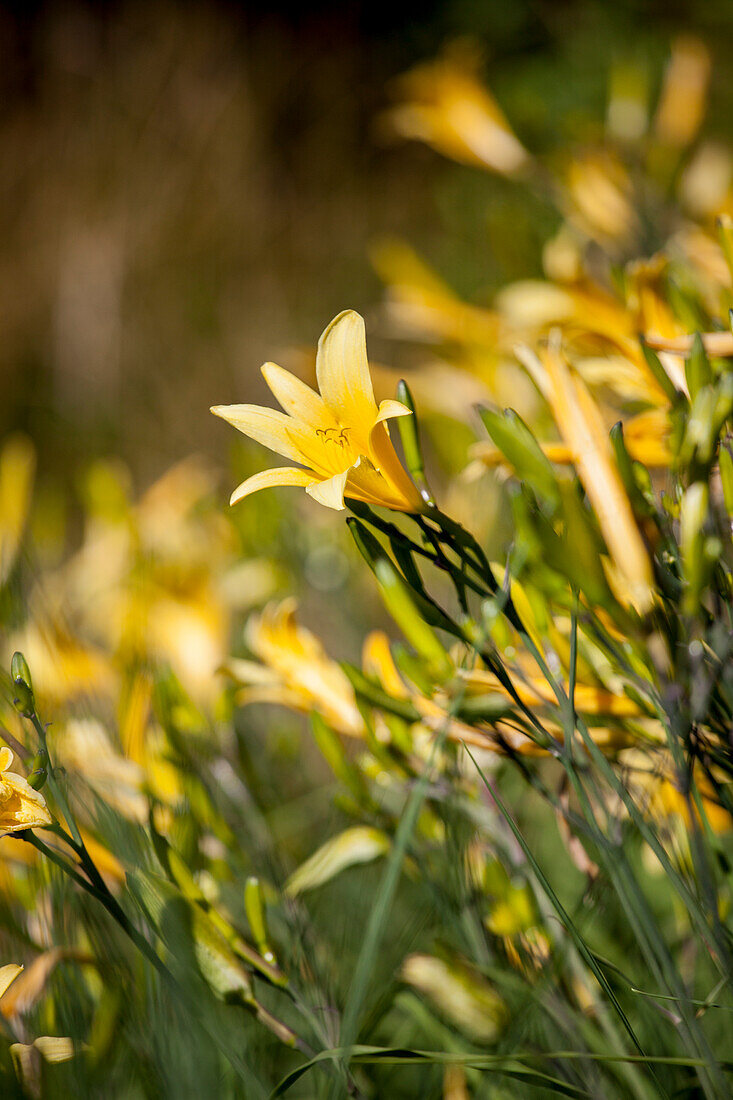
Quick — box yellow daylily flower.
[212,310,424,513]
[0,748,52,833]
[10,1035,80,1092]
[0,948,70,1019]
[652,769,731,834]
[362,630,502,750]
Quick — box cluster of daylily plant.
[3,34,733,1100]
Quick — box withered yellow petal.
[31,1036,77,1064]
[316,310,377,428]
[285,827,390,896]
[230,467,315,505]
[0,948,66,1018]
[0,965,22,1000]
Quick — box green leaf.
[609,422,655,519]
[480,407,561,508]
[272,1044,733,1098]
[639,340,680,403]
[685,333,713,400]
[720,446,733,514]
[453,693,516,722]
[375,558,452,680]
[341,663,420,722]
[347,517,459,635]
[127,869,255,1003]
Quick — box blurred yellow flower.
[653,772,731,834]
[401,953,504,1042]
[0,748,52,833]
[623,750,731,835]
[362,630,494,750]
[372,238,501,348]
[8,621,116,707]
[212,310,423,513]
[227,599,365,737]
[56,719,146,823]
[567,154,637,243]
[385,43,529,176]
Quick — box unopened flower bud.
[11,652,35,718]
[27,751,48,791]
[11,652,33,693]
[244,876,276,964]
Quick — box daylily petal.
[362,631,409,698]
[367,423,423,511]
[0,748,12,772]
[210,405,309,465]
[261,363,338,432]
[305,469,350,511]
[346,455,411,509]
[375,399,413,424]
[230,467,315,506]
[316,311,377,430]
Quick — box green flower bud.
[11,652,33,693]
[10,653,35,718]
[244,877,275,964]
[27,751,48,791]
[396,380,434,506]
